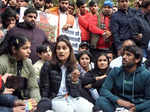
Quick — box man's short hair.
[88,1,97,7]
[141,0,150,8]
[123,45,143,66]
[24,7,38,16]
[76,0,86,8]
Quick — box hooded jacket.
[100,66,150,111]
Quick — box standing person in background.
[1,7,17,37]
[44,0,54,11]
[6,7,48,63]
[77,0,90,42]
[33,0,45,11]
[130,0,150,58]
[110,0,137,56]
[78,0,113,56]
[46,0,75,41]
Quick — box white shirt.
[110,56,147,68]
[57,65,68,96]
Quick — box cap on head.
[79,42,89,48]
[103,0,114,8]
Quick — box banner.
[60,28,81,53]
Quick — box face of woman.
[79,54,90,69]
[56,41,70,63]
[97,55,109,70]
[14,41,31,60]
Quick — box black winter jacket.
[81,68,111,91]
[39,62,85,99]
[110,8,137,49]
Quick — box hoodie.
[100,66,150,111]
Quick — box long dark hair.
[94,53,110,73]
[51,35,77,70]
[0,34,30,56]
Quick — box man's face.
[8,0,17,8]
[122,50,136,68]
[59,0,69,13]
[33,0,45,10]
[145,5,150,15]
[102,6,113,16]
[1,0,8,8]
[89,4,98,15]
[79,4,87,15]
[118,0,129,11]
[45,2,53,9]
[68,5,74,15]
[23,13,37,28]
[17,0,28,8]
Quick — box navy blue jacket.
[129,9,150,48]
[110,8,137,49]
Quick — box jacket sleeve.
[88,24,104,35]
[39,62,50,98]
[135,72,150,111]
[26,60,41,102]
[78,16,89,30]
[81,71,96,86]
[110,14,121,50]
[100,68,120,103]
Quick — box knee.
[36,98,52,112]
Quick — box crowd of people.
[0,0,150,112]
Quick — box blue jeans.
[0,94,18,112]
[0,106,12,112]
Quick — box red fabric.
[88,13,113,49]
[78,13,91,41]
[0,76,2,90]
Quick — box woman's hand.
[96,75,107,81]
[14,100,25,106]
[84,84,92,89]
[71,69,80,83]
[13,106,25,112]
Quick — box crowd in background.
[0,0,150,112]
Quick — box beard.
[25,21,36,29]
[59,6,67,13]
[34,3,42,10]
[122,61,135,69]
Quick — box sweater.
[100,66,150,111]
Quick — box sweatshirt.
[100,66,150,111]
